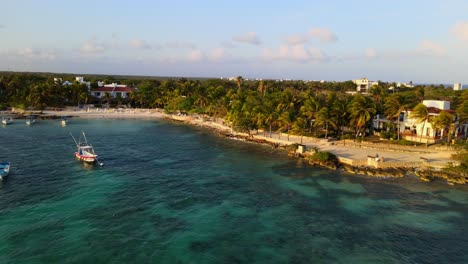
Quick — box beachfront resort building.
[352,78,378,93]
[373,100,467,144]
[453,83,464,91]
[396,82,414,88]
[90,83,136,99]
[54,76,91,88]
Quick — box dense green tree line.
[0,73,467,142]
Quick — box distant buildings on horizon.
[453,83,464,91]
[54,75,465,96]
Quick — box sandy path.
[40,109,459,168]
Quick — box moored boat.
[61,116,68,126]
[0,162,10,180]
[70,131,103,166]
[26,115,36,126]
[2,117,13,125]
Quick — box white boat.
[70,132,103,166]
[26,116,36,126]
[2,117,13,125]
[61,116,68,126]
[0,162,10,180]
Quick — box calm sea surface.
[0,118,467,263]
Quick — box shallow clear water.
[0,119,467,263]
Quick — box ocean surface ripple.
[1,119,467,263]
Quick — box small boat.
[2,117,13,125]
[70,131,103,166]
[26,115,36,126]
[0,162,10,180]
[61,116,68,126]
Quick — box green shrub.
[310,151,338,162]
[380,131,397,140]
[286,144,299,152]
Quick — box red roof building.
[90,84,136,99]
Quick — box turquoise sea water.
[0,119,468,263]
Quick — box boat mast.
[70,132,79,147]
[82,131,89,144]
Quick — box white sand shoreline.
[39,109,459,171]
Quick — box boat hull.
[74,152,97,163]
[0,162,10,180]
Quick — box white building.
[352,78,378,93]
[454,83,464,91]
[373,100,467,144]
[104,83,128,88]
[76,76,91,88]
[57,76,90,88]
[90,83,136,99]
[396,82,414,88]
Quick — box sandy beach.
[40,108,459,170]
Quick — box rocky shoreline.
[216,131,467,185]
[14,110,465,186]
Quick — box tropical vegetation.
[1,72,467,145]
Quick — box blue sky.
[1,0,468,83]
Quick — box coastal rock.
[414,169,467,185]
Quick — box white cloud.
[450,21,468,42]
[283,28,337,45]
[232,32,261,45]
[365,48,377,59]
[308,47,328,61]
[129,39,152,50]
[166,41,196,49]
[0,47,59,61]
[187,50,204,62]
[209,48,227,62]
[285,34,309,45]
[221,41,237,49]
[262,44,327,63]
[16,48,58,60]
[419,40,445,56]
[308,28,338,43]
[80,38,106,54]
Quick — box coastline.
[35,108,466,184]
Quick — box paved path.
[39,110,459,168]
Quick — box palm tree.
[262,96,279,138]
[102,92,112,108]
[315,107,336,139]
[257,80,267,96]
[292,117,308,144]
[456,99,468,142]
[236,76,243,90]
[277,111,295,141]
[331,96,351,139]
[300,93,321,134]
[431,111,453,143]
[384,95,405,140]
[410,103,429,143]
[349,94,377,139]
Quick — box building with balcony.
[352,78,378,93]
[454,83,464,91]
[90,83,136,99]
[373,100,467,144]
